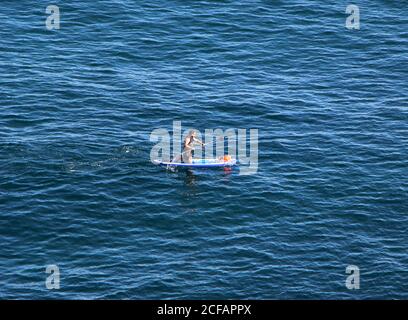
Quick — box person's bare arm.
[193,137,205,146]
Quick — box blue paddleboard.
[152,158,237,168]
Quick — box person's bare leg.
[182,151,193,163]
[171,154,182,163]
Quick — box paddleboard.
[153,158,237,168]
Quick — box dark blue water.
[1,1,407,299]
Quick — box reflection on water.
[171,167,236,214]
[184,169,196,187]
[183,167,233,187]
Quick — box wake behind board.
[153,158,237,168]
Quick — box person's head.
[189,130,196,138]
